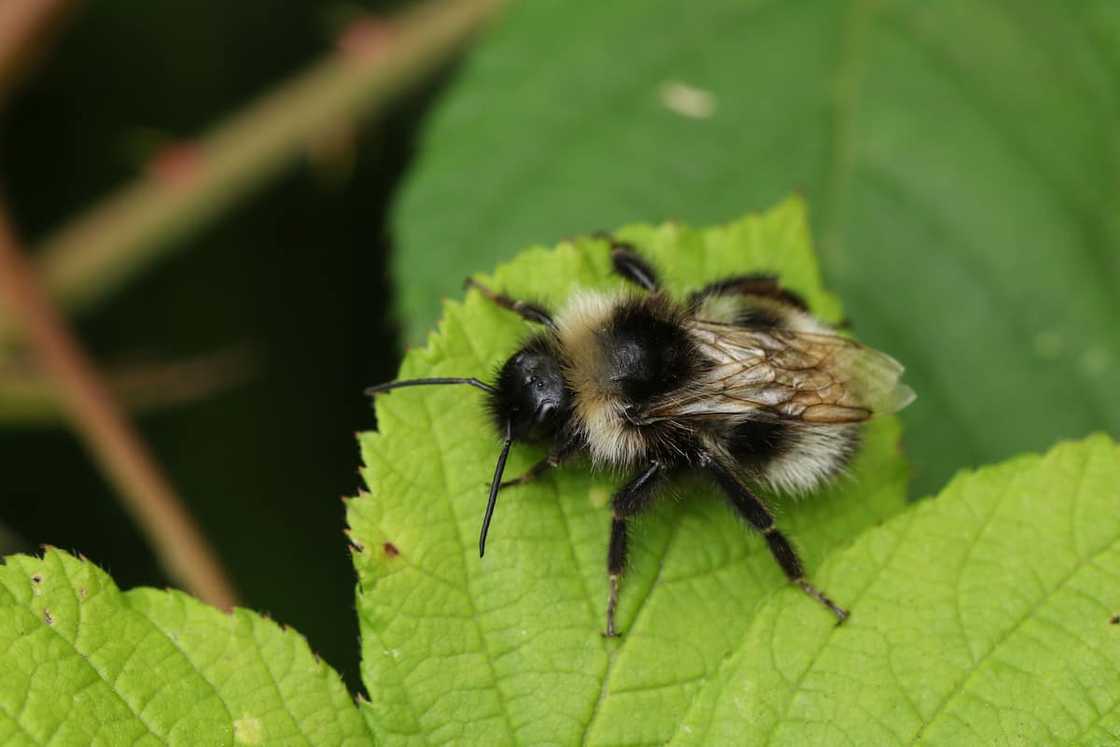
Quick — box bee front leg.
[594,232,660,292]
[499,437,580,490]
[605,461,665,637]
[499,457,554,489]
[464,277,555,327]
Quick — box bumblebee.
[368,238,914,636]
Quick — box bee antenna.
[364,377,496,396]
[479,420,513,558]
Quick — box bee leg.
[499,456,554,489]
[500,436,580,490]
[688,274,810,312]
[706,458,849,624]
[605,461,665,637]
[595,232,660,292]
[464,278,555,327]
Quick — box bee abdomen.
[731,420,860,494]
[728,419,790,461]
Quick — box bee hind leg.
[605,461,665,636]
[706,457,849,624]
[687,274,810,313]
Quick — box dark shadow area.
[0,0,444,689]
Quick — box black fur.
[728,419,790,464]
[488,336,572,441]
[602,297,701,404]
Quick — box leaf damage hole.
[383,542,400,558]
[42,608,54,625]
[1110,612,1119,625]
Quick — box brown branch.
[0,345,255,425]
[0,0,77,102]
[0,0,506,344]
[0,204,238,609]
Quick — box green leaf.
[0,549,368,746]
[671,434,1120,746]
[350,200,910,745]
[392,0,1120,496]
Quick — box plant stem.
[0,0,505,344]
[0,0,76,102]
[0,345,254,426]
[0,204,239,610]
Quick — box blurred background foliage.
[1,0,1117,695]
[395,0,1120,500]
[0,0,440,688]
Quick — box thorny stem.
[0,345,254,426]
[0,0,506,344]
[0,0,77,103]
[0,205,239,610]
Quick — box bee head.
[489,336,570,443]
[364,335,570,559]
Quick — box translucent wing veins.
[642,321,915,424]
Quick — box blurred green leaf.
[0,550,369,745]
[393,0,1120,495]
[350,201,910,744]
[672,433,1120,746]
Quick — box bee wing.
[653,321,915,424]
